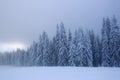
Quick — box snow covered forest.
[0,17,120,67]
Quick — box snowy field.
[0,67,120,80]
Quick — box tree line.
[0,17,120,67]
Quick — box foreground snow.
[0,67,120,80]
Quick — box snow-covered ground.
[0,67,120,80]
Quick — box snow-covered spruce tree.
[89,30,101,67]
[16,49,26,66]
[23,50,30,66]
[36,35,43,66]
[13,49,21,66]
[58,23,69,66]
[36,32,50,66]
[47,39,57,66]
[110,16,120,67]
[69,29,93,66]
[0,53,2,65]
[81,30,93,67]
[68,29,72,51]
[67,29,73,66]
[96,36,102,66]
[41,31,50,66]
[89,30,96,66]
[20,50,27,66]
[69,30,78,66]
[53,25,60,66]
[27,41,38,66]
[0,53,5,65]
[24,49,31,66]
[1,49,27,66]
[14,49,26,66]
[4,52,12,65]
[9,51,15,65]
[101,18,111,67]
[102,17,120,67]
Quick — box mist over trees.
[0,17,120,67]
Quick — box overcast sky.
[0,0,120,52]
